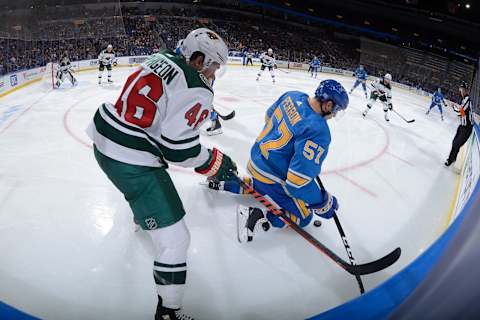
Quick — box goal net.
[40,62,57,91]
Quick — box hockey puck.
[314,220,322,227]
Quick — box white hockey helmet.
[268,48,273,54]
[107,44,113,51]
[384,73,392,81]
[181,28,228,69]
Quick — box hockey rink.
[0,65,462,319]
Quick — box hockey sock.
[149,220,189,310]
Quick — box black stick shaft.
[315,177,365,294]
[236,175,401,275]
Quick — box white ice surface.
[0,66,461,320]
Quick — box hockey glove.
[308,192,338,219]
[195,147,237,181]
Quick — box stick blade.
[345,247,401,275]
[218,110,235,120]
[407,119,415,123]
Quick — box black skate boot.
[237,206,271,243]
[206,119,222,136]
[155,296,194,320]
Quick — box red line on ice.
[332,172,377,197]
[386,151,415,166]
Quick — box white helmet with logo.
[181,28,228,69]
[384,73,392,81]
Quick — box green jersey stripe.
[160,134,199,145]
[154,261,187,268]
[98,106,202,163]
[94,110,163,157]
[153,270,187,285]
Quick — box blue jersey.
[355,68,367,80]
[249,91,330,205]
[310,58,321,68]
[432,91,445,104]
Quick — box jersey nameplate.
[144,55,179,85]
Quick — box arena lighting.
[465,3,471,8]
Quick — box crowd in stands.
[0,3,473,100]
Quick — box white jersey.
[98,49,116,65]
[87,49,213,168]
[59,56,72,73]
[260,52,276,67]
[370,78,392,103]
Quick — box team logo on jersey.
[145,217,158,230]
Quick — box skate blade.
[206,129,223,136]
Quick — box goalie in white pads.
[256,48,276,83]
[55,53,77,88]
[362,73,393,122]
[98,44,116,84]
[87,28,235,320]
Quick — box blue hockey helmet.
[314,80,349,116]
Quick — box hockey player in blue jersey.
[205,80,349,242]
[349,65,368,98]
[310,56,321,78]
[426,88,446,121]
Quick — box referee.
[445,81,474,167]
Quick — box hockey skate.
[155,296,194,320]
[237,205,270,243]
[206,119,222,136]
[384,111,390,122]
[200,178,225,191]
[107,78,113,84]
[444,159,454,167]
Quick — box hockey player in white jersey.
[98,44,116,84]
[362,73,393,122]
[256,48,276,83]
[55,52,77,88]
[87,28,235,320]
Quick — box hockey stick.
[276,68,290,74]
[235,175,401,276]
[392,109,415,123]
[315,177,365,294]
[213,107,235,121]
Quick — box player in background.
[426,88,446,121]
[445,81,474,167]
[55,52,77,88]
[256,48,276,83]
[87,28,235,320]
[98,44,115,84]
[362,73,393,122]
[204,80,349,242]
[310,56,321,78]
[349,65,368,98]
[246,49,253,66]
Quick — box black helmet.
[459,81,468,89]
